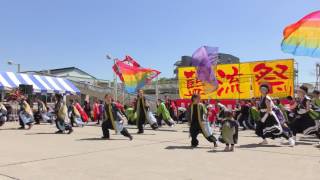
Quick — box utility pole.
[106,54,118,101]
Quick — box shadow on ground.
[25,132,70,135]
[208,149,232,153]
[0,128,20,131]
[77,137,128,141]
[165,145,211,150]
[238,143,282,148]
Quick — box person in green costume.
[312,90,320,108]
[249,98,260,123]
[124,105,136,125]
[156,99,175,127]
[219,110,238,152]
[310,90,320,120]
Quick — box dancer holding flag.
[112,55,160,134]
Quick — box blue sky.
[0,0,319,82]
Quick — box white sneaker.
[259,139,268,145]
[289,138,295,147]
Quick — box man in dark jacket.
[102,93,133,140]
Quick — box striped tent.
[0,72,80,95]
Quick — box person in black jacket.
[134,90,158,134]
[101,93,133,140]
[289,86,319,140]
[188,94,217,148]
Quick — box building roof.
[24,67,97,79]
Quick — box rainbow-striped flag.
[281,10,320,58]
[113,56,160,93]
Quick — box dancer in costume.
[68,99,84,127]
[249,98,260,124]
[187,94,218,148]
[286,96,297,123]
[54,94,73,134]
[312,90,320,144]
[18,97,34,130]
[310,90,320,121]
[274,99,289,122]
[134,90,158,134]
[165,96,178,122]
[207,104,217,129]
[255,84,295,146]
[273,98,294,144]
[237,100,254,130]
[93,99,100,123]
[216,102,227,127]
[156,99,175,127]
[312,90,320,109]
[83,100,92,121]
[0,102,7,127]
[125,105,136,125]
[75,99,89,123]
[35,98,50,123]
[97,100,104,125]
[101,93,133,140]
[289,86,319,140]
[219,110,238,152]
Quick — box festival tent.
[0,72,80,95]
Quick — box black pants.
[190,125,216,147]
[137,111,146,133]
[157,115,174,127]
[0,116,5,127]
[281,123,293,140]
[156,115,162,127]
[238,114,254,130]
[102,120,132,139]
[289,113,318,136]
[70,116,76,127]
[34,111,41,124]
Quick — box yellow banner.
[178,59,294,99]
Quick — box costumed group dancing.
[0,85,320,151]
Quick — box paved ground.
[0,122,319,180]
